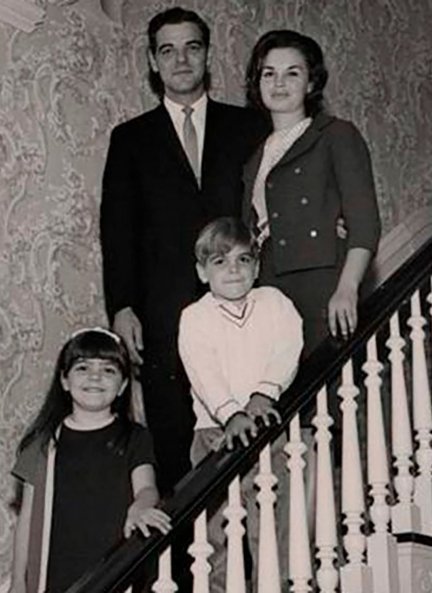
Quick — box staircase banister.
[66,237,432,593]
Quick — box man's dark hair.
[147,7,211,98]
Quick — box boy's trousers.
[191,428,290,593]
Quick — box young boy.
[178,217,303,592]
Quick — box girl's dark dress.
[14,419,154,593]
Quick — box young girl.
[243,30,381,356]
[9,328,171,593]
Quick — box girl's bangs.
[62,332,129,376]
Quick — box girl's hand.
[124,505,171,538]
[328,284,358,339]
[246,393,281,427]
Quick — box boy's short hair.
[195,217,259,265]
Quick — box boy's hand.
[246,393,281,427]
[124,504,171,538]
[225,411,257,450]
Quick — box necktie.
[182,106,199,182]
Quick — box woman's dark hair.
[18,329,133,454]
[147,7,211,97]
[246,29,328,117]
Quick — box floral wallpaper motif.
[0,0,431,584]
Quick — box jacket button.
[271,211,279,219]
[310,229,318,238]
[294,167,302,174]
[267,181,274,189]
[278,238,287,246]
[300,196,309,205]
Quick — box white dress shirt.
[178,286,304,429]
[164,94,207,179]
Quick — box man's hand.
[246,393,281,427]
[113,307,143,365]
[225,412,257,450]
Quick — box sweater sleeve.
[178,307,245,425]
[329,120,381,253]
[12,437,45,485]
[252,288,304,400]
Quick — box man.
[100,7,268,495]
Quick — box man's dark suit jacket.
[100,99,268,494]
[101,99,267,352]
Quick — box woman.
[243,30,381,355]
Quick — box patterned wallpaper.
[0,0,431,584]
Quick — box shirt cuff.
[215,399,245,425]
[254,381,282,400]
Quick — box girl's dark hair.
[18,329,133,454]
[246,29,328,118]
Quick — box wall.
[0,0,431,584]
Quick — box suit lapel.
[243,113,334,222]
[243,142,265,214]
[201,99,219,187]
[244,112,334,185]
[275,112,335,168]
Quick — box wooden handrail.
[66,237,432,593]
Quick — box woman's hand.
[328,247,372,339]
[328,284,358,339]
